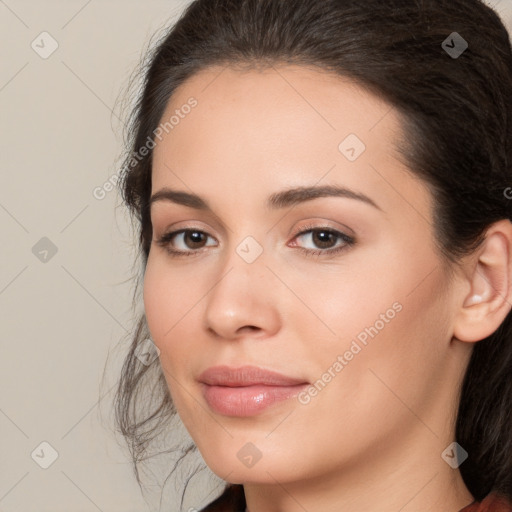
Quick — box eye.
[155,229,217,257]
[290,225,355,257]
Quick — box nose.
[203,252,281,341]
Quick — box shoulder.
[459,493,512,512]
[199,484,246,512]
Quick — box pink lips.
[198,365,309,417]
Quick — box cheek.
[292,279,449,456]
[143,259,167,343]
[303,248,449,393]
[143,258,188,352]
[334,268,450,408]
[142,261,194,407]
[143,257,209,374]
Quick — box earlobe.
[453,220,512,343]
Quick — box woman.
[113,0,512,510]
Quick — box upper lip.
[198,365,309,387]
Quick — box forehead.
[157,64,398,143]
[150,64,430,221]
[153,65,401,164]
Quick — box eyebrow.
[149,185,382,212]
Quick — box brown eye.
[310,230,338,249]
[155,229,218,257]
[293,227,354,254]
[181,231,208,249]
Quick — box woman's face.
[144,65,472,487]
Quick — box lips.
[198,365,308,387]
[198,365,309,417]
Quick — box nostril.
[238,325,260,334]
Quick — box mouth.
[198,365,309,417]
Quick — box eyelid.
[154,220,215,240]
[290,219,355,238]
[288,217,356,239]
[154,220,351,244]
[151,212,226,239]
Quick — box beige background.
[1,1,512,511]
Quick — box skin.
[143,64,512,512]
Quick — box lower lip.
[201,383,308,417]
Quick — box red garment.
[459,493,512,512]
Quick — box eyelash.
[154,224,355,259]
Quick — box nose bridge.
[219,219,269,282]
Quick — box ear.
[453,219,512,343]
